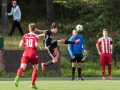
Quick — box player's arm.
[35,28,46,33]
[96,43,100,55]
[80,35,87,54]
[35,42,42,50]
[38,33,45,37]
[110,39,113,54]
[19,40,25,48]
[68,38,75,58]
[110,44,113,54]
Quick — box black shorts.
[46,40,57,59]
[70,54,83,63]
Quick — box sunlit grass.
[0,78,120,90]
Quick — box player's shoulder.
[30,33,39,38]
[24,33,38,37]
[97,37,103,41]
[77,35,83,38]
[45,30,49,32]
[46,30,52,34]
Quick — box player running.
[35,26,80,71]
[14,23,40,89]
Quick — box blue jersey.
[68,35,86,57]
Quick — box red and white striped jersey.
[97,37,113,53]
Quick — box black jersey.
[44,30,53,47]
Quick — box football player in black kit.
[35,26,80,71]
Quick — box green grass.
[0,77,120,90]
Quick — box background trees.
[1,0,120,36]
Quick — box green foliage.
[1,0,120,77]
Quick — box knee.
[72,63,76,67]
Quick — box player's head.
[72,29,78,37]
[51,22,56,27]
[51,22,56,29]
[51,26,58,34]
[28,23,36,32]
[103,29,108,37]
[12,0,17,6]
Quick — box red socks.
[17,68,24,77]
[101,64,112,77]
[32,69,38,85]
[101,65,105,77]
[108,65,111,76]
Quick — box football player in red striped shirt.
[96,29,113,80]
[14,23,40,89]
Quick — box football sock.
[101,65,105,77]
[32,69,38,85]
[72,67,75,77]
[17,68,24,77]
[64,40,75,44]
[108,64,111,76]
[78,68,81,78]
[44,60,53,66]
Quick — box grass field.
[0,77,120,90]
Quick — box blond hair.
[28,23,36,32]
[103,29,108,32]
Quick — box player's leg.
[107,54,113,80]
[57,39,80,46]
[71,55,77,81]
[101,64,105,80]
[14,63,27,87]
[30,63,39,89]
[41,41,59,71]
[77,54,84,80]
[71,61,76,81]
[14,56,28,87]
[41,57,58,71]
[100,53,106,80]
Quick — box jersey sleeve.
[35,35,39,42]
[97,38,101,45]
[44,30,50,47]
[22,35,26,43]
[110,38,113,44]
[46,30,51,35]
[68,37,74,57]
[79,35,86,50]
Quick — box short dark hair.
[51,22,56,29]
[51,25,57,29]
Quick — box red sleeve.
[97,38,101,45]
[110,39,113,44]
[35,35,39,42]
[22,35,25,43]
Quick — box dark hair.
[51,25,57,29]
[51,22,56,29]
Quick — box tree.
[2,0,7,36]
[46,0,55,25]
